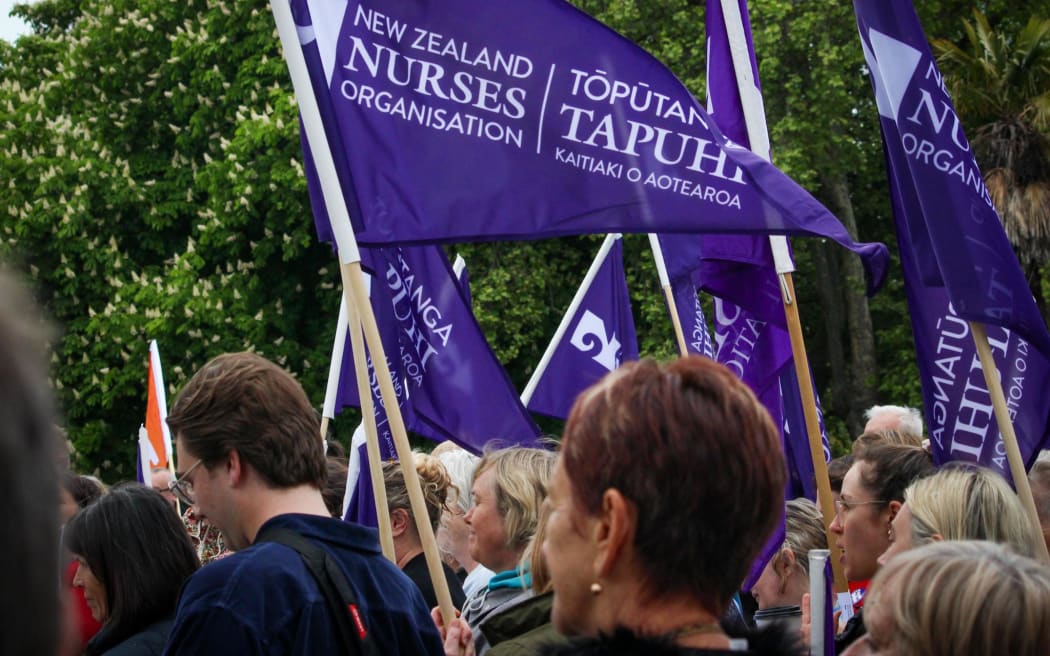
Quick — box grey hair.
[864,404,923,436]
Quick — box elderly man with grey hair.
[863,404,923,437]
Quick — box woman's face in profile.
[72,556,108,623]
[542,457,598,637]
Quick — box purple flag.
[343,425,380,526]
[853,0,1050,358]
[336,245,542,454]
[291,0,889,294]
[671,277,715,358]
[527,237,639,419]
[697,0,831,590]
[855,0,1050,478]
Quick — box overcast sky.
[1,1,31,44]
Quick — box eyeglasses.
[169,459,204,507]
[834,498,888,517]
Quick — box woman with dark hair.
[827,444,934,652]
[64,484,199,655]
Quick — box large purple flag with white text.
[855,0,1050,477]
[291,0,889,294]
[527,237,639,419]
[336,245,542,454]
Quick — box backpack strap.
[255,525,380,656]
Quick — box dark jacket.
[402,551,467,610]
[539,624,804,656]
[834,609,865,654]
[163,513,442,655]
[86,618,173,656]
[481,591,570,656]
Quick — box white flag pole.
[520,234,620,406]
[452,254,467,280]
[270,0,455,626]
[319,295,348,436]
[318,291,394,560]
[719,0,845,594]
[647,234,689,355]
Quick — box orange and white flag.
[141,340,173,470]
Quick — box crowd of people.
[5,267,1050,656]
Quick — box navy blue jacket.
[163,514,442,655]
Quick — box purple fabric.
[455,259,472,309]
[335,245,541,454]
[135,442,145,484]
[823,560,835,656]
[854,0,1050,358]
[528,238,639,419]
[892,176,1050,480]
[292,0,888,294]
[700,0,830,589]
[344,435,378,527]
[779,366,829,501]
[671,277,715,358]
[855,0,1050,479]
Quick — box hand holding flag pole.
[321,295,395,561]
[716,0,847,594]
[270,0,458,628]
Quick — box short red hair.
[561,356,784,614]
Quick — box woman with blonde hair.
[845,541,1050,656]
[461,447,556,654]
[750,498,827,633]
[384,453,467,610]
[879,464,1043,565]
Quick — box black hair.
[64,484,199,647]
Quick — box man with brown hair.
[162,352,441,655]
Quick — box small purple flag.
[291,0,889,294]
[854,0,1050,477]
[336,245,542,454]
[671,277,715,358]
[343,425,380,526]
[527,237,639,420]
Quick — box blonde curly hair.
[383,452,454,532]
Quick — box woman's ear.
[775,548,797,581]
[887,500,902,524]
[389,508,410,538]
[593,488,636,580]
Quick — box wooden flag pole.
[320,293,395,560]
[344,288,396,561]
[718,0,847,593]
[269,0,456,628]
[341,262,458,625]
[647,234,689,355]
[970,321,1050,564]
[780,273,848,592]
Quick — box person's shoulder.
[103,618,173,656]
[179,541,316,607]
[537,625,804,656]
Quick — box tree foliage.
[1,0,1045,475]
